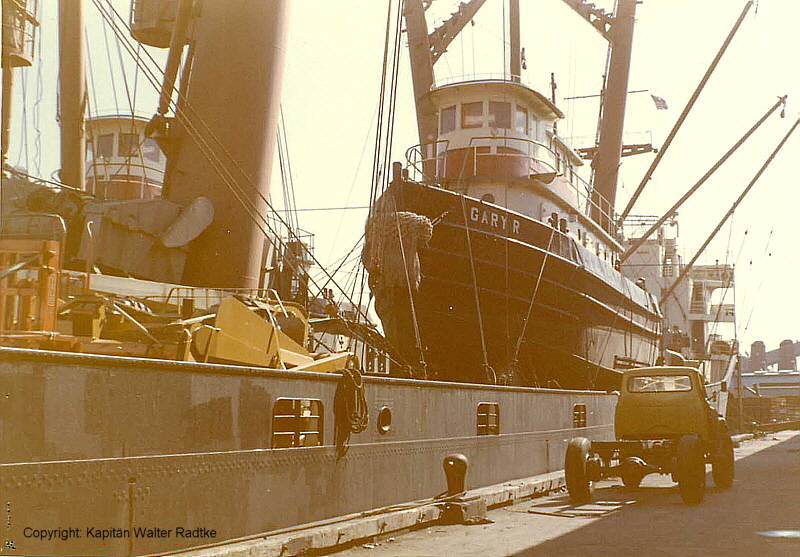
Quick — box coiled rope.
[334,365,369,459]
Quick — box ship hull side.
[1,348,614,556]
[369,182,661,389]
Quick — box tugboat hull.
[366,182,661,389]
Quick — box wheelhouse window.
[97,134,114,157]
[85,139,94,162]
[271,398,324,448]
[461,101,483,129]
[440,105,456,134]
[628,375,692,393]
[119,133,140,157]
[488,101,511,129]
[477,402,500,435]
[514,106,528,134]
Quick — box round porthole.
[480,193,495,204]
[377,406,392,435]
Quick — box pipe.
[509,0,521,81]
[1,64,13,165]
[157,0,194,116]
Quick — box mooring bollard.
[443,453,468,496]
[439,453,487,524]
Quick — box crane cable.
[91,0,376,327]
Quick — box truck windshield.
[628,375,692,392]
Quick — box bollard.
[443,454,468,496]
[439,454,486,524]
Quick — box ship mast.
[561,0,638,232]
[58,0,86,190]
[404,0,488,155]
[141,0,290,290]
[591,0,637,227]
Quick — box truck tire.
[676,434,705,504]
[712,433,734,489]
[621,467,644,489]
[565,437,592,504]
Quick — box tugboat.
[364,0,661,390]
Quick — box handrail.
[434,73,533,88]
[86,159,165,181]
[404,136,619,233]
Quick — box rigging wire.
[132,42,141,113]
[705,215,736,355]
[32,0,44,175]
[511,228,555,370]
[99,17,121,118]
[460,193,494,383]
[502,0,507,78]
[280,108,299,233]
[326,100,380,261]
[16,69,30,171]
[84,27,103,192]
[91,0,377,328]
[740,228,773,335]
[276,107,297,233]
[108,3,152,194]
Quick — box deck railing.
[405,136,619,234]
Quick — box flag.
[651,95,668,110]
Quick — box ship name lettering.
[469,207,520,235]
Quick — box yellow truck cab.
[615,366,715,442]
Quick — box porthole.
[480,193,495,204]
[377,406,392,435]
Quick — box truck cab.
[615,366,715,442]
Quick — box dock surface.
[325,430,800,557]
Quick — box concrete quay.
[176,431,798,557]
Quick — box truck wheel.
[565,437,592,504]
[676,434,705,504]
[712,433,734,489]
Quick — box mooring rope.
[390,203,428,374]
[510,227,556,372]
[459,194,495,384]
[334,365,368,459]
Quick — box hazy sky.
[7,0,799,353]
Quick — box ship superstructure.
[622,215,738,384]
